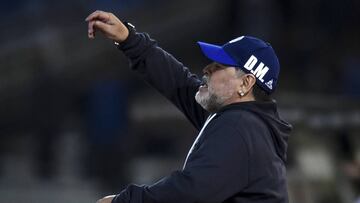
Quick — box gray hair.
[235,68,246,78]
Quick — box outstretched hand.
[96,195,115,203]
[85,10,129,43]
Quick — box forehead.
[205,63,238,80]
[213,62,229,69]
[206,62,236,73]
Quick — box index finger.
[85,10,110,22]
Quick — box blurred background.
[0,0,359,202]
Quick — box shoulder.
[198,111,252,158]
[203,110,258,141]
[213,108,263,129]
[206,108,268,145]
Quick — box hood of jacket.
[217,101,293,162]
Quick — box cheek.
[209,76,224,90]
[209,78,237,96]
[208,80,226,94]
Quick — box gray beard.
[195,91,225,113]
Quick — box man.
[86,10,292,203]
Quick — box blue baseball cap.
[197,36,280,94]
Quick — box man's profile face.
[195,62,241,112]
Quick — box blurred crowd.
[0,0,359,203]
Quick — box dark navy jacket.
[112,30,292,203]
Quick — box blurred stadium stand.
[0,0,359,202]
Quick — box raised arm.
[86,10,208,130]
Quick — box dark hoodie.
[112,29,292,203]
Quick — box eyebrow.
[214,63,225,69]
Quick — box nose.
[202,64,211,75]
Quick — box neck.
[223,94,255,106]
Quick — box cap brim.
[197,42,237,66]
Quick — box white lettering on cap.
[243,55,269,83]
[243,55,258,70]
[251,62,269,82]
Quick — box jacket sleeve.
[111,116,249,203]
[118,30,208,130]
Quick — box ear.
[241,74,256,94]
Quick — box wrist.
[114,22,135,46]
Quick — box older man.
[86,10,292,203]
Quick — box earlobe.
[238,74,256,97]
[238,83,246,97]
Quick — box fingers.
[88,20,96,39]
[87,20,110,39]
[86,11,125,41]
[86,10,111,39]
[85,10,110,23]
[93,20,111,32]
[93,20,112,37]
